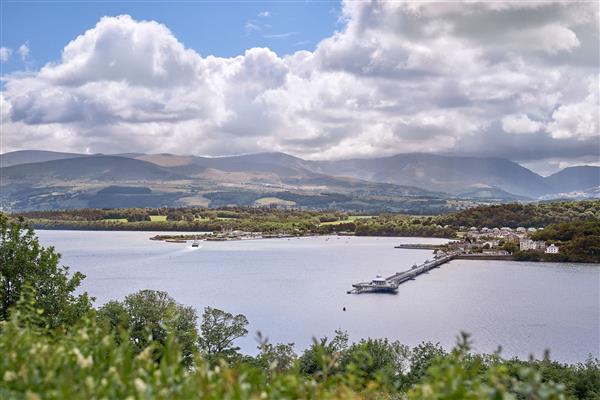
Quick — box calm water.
[37,230,600,363]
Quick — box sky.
[1,0,599,175]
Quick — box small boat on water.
[191,236,200,247]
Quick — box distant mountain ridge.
[0,150,87,168]
[543,166,600,194]
[0,150,598,211]
[304,153,552,197]
[1,155,182,182]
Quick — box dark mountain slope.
[544,166,600,194]
[306,153,550,197]
[2,150,596,202]
[0,150,86,168]
[1,156,183,182]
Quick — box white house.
[545,244,559,254]
[520,239,547,251]
[520,239,535,251]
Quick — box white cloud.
[0,47,11,62]
[547,80,599,140]
[258,11,270,17]
[1,2,598,163]
[17,43,29,61]
[244,21,261,33]
[502,114,542,134]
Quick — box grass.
[348,215,373,221]
[320,215,373,226]
[254,197,297,206]
[102,218,128,223]
[149,215,167,222]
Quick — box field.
[254,197,297,206]
[102,218,128,223]
[319,215,373,225]
[149,215,167,222]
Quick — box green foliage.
[0,309,373,399]
[298,330,349,376]
[504,356,600,399]
[441,200,600,229]
[405,341,448,387]
[340,338,410,389]
[198,306,249,364]
[255,333,297,375]
[354,214,456,238]
[407,333,566,399]
[0,215,92,328]
[14,207,456,237]
[97,290,198,366]
[514,221,600,263]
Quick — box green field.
[319,215,373,225]
[348,215,373,221]
[149,215,167,222]
[254,197,297,206]
[102,218,128,223]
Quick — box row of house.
[466,226,542,234]
[462,226,559,255]
[519,238,559,254]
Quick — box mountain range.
[1,150,598,212]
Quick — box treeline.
[15,208,456,238]
[513,221,600,263]
[12,200,600,239]
[440,200,600,228]
[355,214,456,238]
[1,215,599,399]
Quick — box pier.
[347,251,461,294]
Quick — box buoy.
[343,307,346,312]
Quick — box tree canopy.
[0,214,92,328]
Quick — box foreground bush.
[5,305,596,399]
[0,311,378,399]
[0,215,92,328]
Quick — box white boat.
[191,236,200,247]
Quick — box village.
[445,226,560,256]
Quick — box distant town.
[459,226,559,255]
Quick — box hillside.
[1,150,598,211]
[0,150,86,168]
[0,152,450,212]
[545,166,600,194]
[306,154,550,198]
[439,200,600,228]
[1,155,182,182]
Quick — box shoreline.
[32,227,598,264]
[31,225,455,240]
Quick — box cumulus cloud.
[258,11,270,17]
[0,47,11,62]
[547,80,599,140]
[1,2,599,164]
[502,114,542,134]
